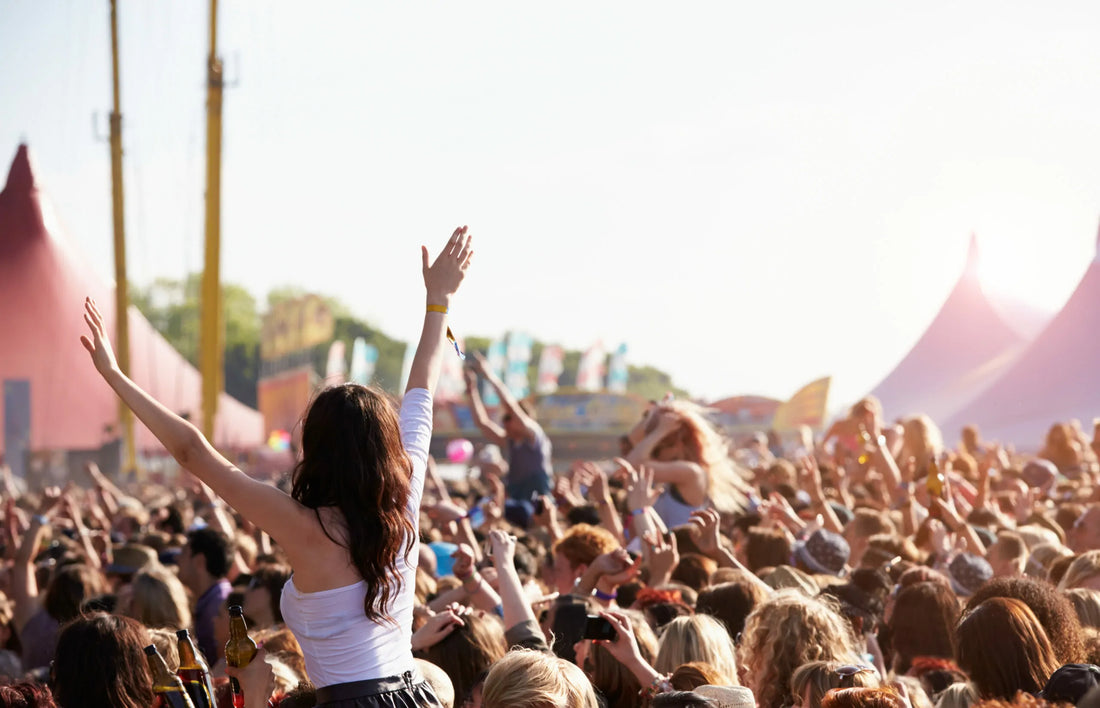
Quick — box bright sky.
[3,2,1100,411]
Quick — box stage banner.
[536,345,565,394]
[257,368,315,440]
[324,341,347,385]
[505,331,533,399]
[349,338,379,386]
[481,339,507,406]
[607,343,629,393]
[771,376,832,432]
[576,341,606,392]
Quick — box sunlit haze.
[3,1,1099,412]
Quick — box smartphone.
[582,615,617,641]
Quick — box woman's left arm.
[405,226,473,396]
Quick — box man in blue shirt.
[177,527,234,663]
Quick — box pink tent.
[944,228,1100,447]
[867,235,1044,424]
[0,144,262,458]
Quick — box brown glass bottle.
[176,628,216,708]
[225,605,258,708]
[145,644,196,708]
[926,456,945,520]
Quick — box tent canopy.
[868,234,1044,425]
[0,144,263,456]
[944,227,1100,447]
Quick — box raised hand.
[451,544,476,580]
[595,611,643,666]
[422,226,473,304]
[410,608,466,652]
[688,509,722,557]
[620,459,659,512]
[488,529,516,568]
[643,530,679,587]
[79,298,119,376]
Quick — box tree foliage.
[131,278,689,408]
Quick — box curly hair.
[740,591,862,708]
[291,384,415,623]
[965,576,1085,664]
[551,524,619,570]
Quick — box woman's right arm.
[79,298,316,550]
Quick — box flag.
[349,338,379,386]
[505,331,534,398]
[536,345,565,394]
[481,339,507,406]
[324,341,347,384]
[576,341,606,392]
[771,376,832,432]
[607,343,629,394]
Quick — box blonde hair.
[900,415,943,472]
[1058,551,1100,591]
[655,400,750,513]
[481,649,598,708]
[790,660,881,708]
[740,591,862,708]
[654,614,739,683]
[1064,588,1100,629]
[127,565,192,630]
[146,628,180,671]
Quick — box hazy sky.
[3,2,1100,413]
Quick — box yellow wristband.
[427,304,448,314]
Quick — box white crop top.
[280,387,432,687]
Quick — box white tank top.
[280,388,432,687]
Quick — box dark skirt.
[315,671,442,708]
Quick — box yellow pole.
[108,0,138,478]
[200,0,223,441]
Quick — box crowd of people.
[3,229,1100,707]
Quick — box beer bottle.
[926,456,945,520]
[145,644,196,708]
[857,426,873,465]
[176,628,216,708]
[225,605,258,708]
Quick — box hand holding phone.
[582,615,617,641]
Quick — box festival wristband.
[594,588,617,601]
[426,305,465,360]
[427,304,448,314]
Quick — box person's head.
[961,426,982,457]
[820,688,906,708]
[1059,551,1100,592]
[850,398,882,430]
[500,401,535,441]
[987,532,1029,579]
[695,575,769,642]
[51,613,154,708]
[178,528,234,591]
[421,611,507,701]
[790,661,881,708]
[655,614,740,684]
[0,682,57,707]
[291,383,416,623]
[480,649,599,708]
[844,511,896,568]
[550,524,619,594]
[956,597,1060,699]
[886,581,960,674]
[1065,589,1100,629]
[966,576,1086,664]
[900,415,944,471]
[1073,505,1100,556]
[740,591,861,708]
[44,563,109,624]
[670,662,726,692]
[122,564,191,630]
[243,563,292,629]
[577,609,657,708]
[793,529,850,578]
[415,659,456,708]
[672,554,719,593]
[745,527,792,573]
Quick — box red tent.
[867,235,1044,425]
[944,227,1100,447]
[0,144,262,459]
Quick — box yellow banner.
[771,376,832,432]
[260,295,334,361]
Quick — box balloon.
[446,438,474,464]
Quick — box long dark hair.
[51,613,153,708]
[291,384,415,623]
